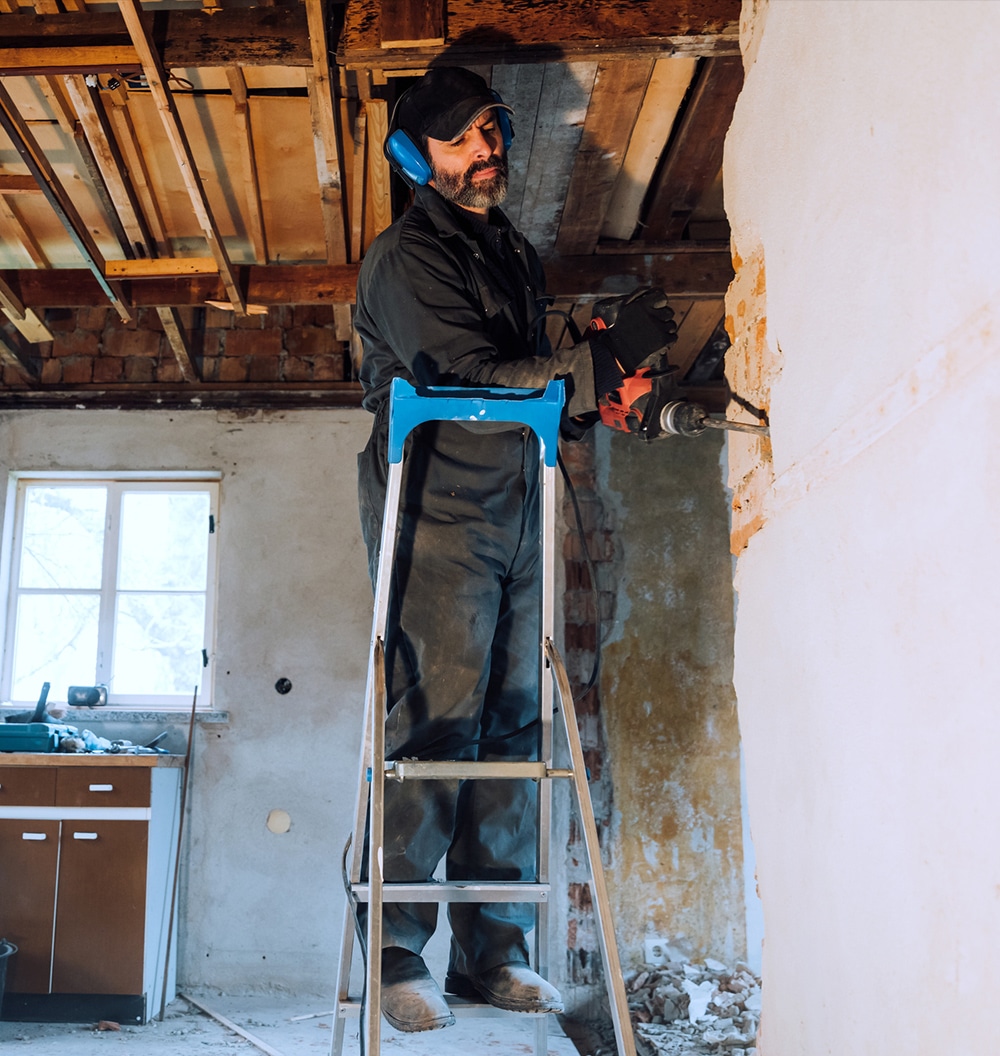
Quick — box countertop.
[0,753,185,767]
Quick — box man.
[354,66,676,1032]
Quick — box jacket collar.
[414,184,517,245]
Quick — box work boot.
[445,962,564,1014]
[380,947,455,1032]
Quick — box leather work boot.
[445,962,565,1013]
[380,947,456,1032]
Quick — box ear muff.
[384,87,514,188]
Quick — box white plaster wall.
[726,1,1000,1052]
[0,408,374,994]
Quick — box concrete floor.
[0,992,586,1056]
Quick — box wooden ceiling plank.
[514,61,596,253]
[341,0,741,68]
[304,0,349,265]
[0,175,41,194]
[0,81,131,321]
[489,63,544,232]
[364,98,391,251]
[156,306,200,383]
[116,0,246,315]
[642,56,744,242]
[0,0,21,13]
[225,68,269,265]
[0,8,313,73]
[380,0,445,48]
[601,56,698,242]
[555,58,653,257]
[105,98,170,255]
[63,74,152,255]
[0,195,49,266]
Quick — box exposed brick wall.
[724,244,776,553]
[560,432,617,995]
[2,305,352,388]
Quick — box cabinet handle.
[72,832,99,840]
[22,832,47,841]
[88,784,114,792]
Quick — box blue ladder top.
[386,378,565,467]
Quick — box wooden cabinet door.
[0,819,59,993]
[51,821,147,995]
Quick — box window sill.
[60,708,230,726]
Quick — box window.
[2,476,219,709]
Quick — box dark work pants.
[357,419,542,977]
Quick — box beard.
[432,154,509,210]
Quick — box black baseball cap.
[396,67,513,142]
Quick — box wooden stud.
[364,98,391,251]
[304,0,349,265]
[350,105,368,264]
[380,0,445,48]
[116,0,247,315]
[226,68,269,265]
[555,59,653,256]
[0,275,28,320]
[3,308,54,345]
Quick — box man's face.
[425,110,509,212]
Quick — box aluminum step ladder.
[332,378,636,1056]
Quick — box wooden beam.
[106,258,218,278]
[3,307,53,344]
[117,0,246,315]
[341,0,741,68]
[349,105,367,263]
[0,195,48,266]
[0,383,365,411]
[6,246,731,311]
[105,95,169,255]
[364,98,392,250]
[0,175,42,194]
[380,0,445,48]
[0,8,312,73]
[0,327,41,381]
[225,68,269,265]
[555,59,652,256]
[642,56,744,242]
[156,306,200,383]
[0,81,131,322]
[305,0,349,265]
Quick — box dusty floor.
[0,991,582,1056]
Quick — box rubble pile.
[592,958,761,1056]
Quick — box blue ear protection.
[384,89,513,187]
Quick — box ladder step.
[385,761,574,781]
[337,995,558,1020]
[352,881,550,903]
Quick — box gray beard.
[432,155,509,210]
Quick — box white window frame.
[1,471,220,711]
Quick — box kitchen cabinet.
[0,755,183,1023]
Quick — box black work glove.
[588,287,678,375]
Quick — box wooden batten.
[156,306,200,383]
[105,258,218,278]
[364,98,391,251]
[226,67,268,265]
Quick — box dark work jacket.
[354,184,602,423]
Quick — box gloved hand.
[588,287,678,375]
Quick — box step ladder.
[332,378,636,1056]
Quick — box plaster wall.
[0,407,373,993]
[725,1,1000,1051]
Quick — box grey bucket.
[0,939,16,1019]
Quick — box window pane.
[20,486,106,590]
[11,594,100,703]
[112,593,205,696]
[119,492,210,592]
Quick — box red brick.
[283,356,313,381]
[233,310,266,330]
[123,356,155,383]
[218,357,248,381]
[205,306,234,330]
[200,330,223,359]
[43,308,76,332]
[138,307,163,331]
[292,304,335,328]
[224,329,282,358]
[248,356,280,382]
[93,357,124,383]
[313,352,346,380]
[157,358,184,383]
[51,330,99,358]
[41,359,61,383]
[61,356,94,383]
[104,328,161,358]
[286,327,330,358]
[200,357,221,382]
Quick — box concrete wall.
[725,1,1000,1051]
[0,407,373,994]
